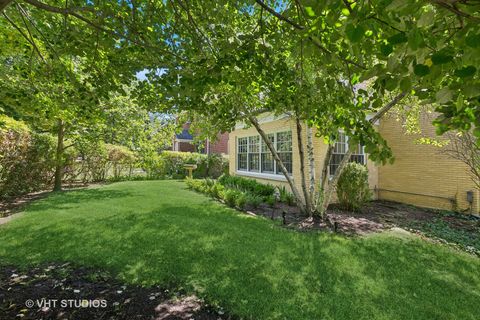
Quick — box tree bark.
[295,118,313,215]
[306,123,316,207]
[318,148,354,215]
[53,119,64,192]
[318,91,409,216]
[248,115,306,213]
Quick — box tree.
[443,131,479,190]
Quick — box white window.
[329,132,365,176]
[237,137,248,171]
[237,131,292,175]
[261,133,275,173]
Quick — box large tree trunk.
[295,118,313,215]
[248,115,306,213]
[53,119,64,192]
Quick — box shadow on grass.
[24,188,135,212]
[0,181,479,319]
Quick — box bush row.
[0,115,228,199]
[150,151,228,179]
[186,174,296,210]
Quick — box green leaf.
[417,10,435,27]
[400,77,412,91]
[388,33,407,45]
[408,30,423,50]
[431,53,453,65]
[341,8,350,16]
[474,127,480,138]
[380,43,393,56]
[414,64,430,76]
[346,24,365,43]
[305,7,315,17]
[435,87,453,104]
[454,66,476,78]
[463,85,480,98]
[465,33,480,48]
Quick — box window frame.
[236,131,293,179]
[329,131,366,177]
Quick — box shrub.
[0,117,57,198]
[157,151,228,179]
[279,186,296,206]
[218,174,275,197]
[245,193,262,208]
[265,195,276,207]
[210,182,225,199]
[336,162,372,211]
[223,189,241,208]
[235,192,247,210]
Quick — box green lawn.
[0,181,479,319]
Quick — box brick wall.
[228,115,379,201]
[378,113,479,214]
[209,132,229,155]
[228,113,479,214]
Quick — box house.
[228,113,479,214]
[172,122,229,155]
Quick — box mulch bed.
[243,199,480,237]
[0,262,228,320]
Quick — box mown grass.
[0,180,479,319]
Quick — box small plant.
[245,193,262,208]
[265,194,276,207]
[223,189,239,207]
[279,186,295,206]
[210,182,225,199]
[235,192,247,210]
[336,162,371,211]
[218,174,275,197]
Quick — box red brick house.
[172,122,229,155]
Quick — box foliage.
[235,192,247,210]
[0,118,56,198]
[279,186,296,206]
[223,189,241,208]
[442,131,480,190]
[218,174,275,197]
[75,140,109,182]
[106,144,137,179]
[245,193,263,209]
[158,151,228,179]
[337,163,372,211]
[1,180,479,319]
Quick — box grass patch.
[0,180,479,319]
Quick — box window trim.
[329,132,367,178]
[236,130,293,178]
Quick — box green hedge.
[218,174,275,197]
[157,151,228,179]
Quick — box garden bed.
[186,176,480,255]
[0,262,227,320]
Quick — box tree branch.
[2,11,45,62]
[22,0,185,61]
[254,0,366,69]
[248,115,306,212]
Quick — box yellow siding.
[229,116,379,201]
[378,113,479,214]
[229,113,478,214]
